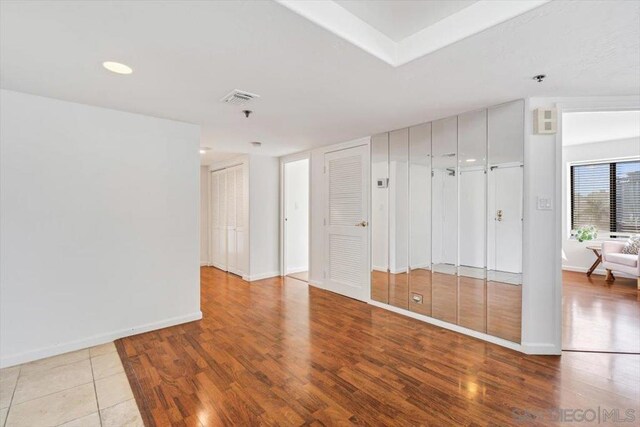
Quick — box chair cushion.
[606,253,638,268]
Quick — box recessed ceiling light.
[466,158,476,162]
[103,61,133,75]
[200,147,211,154]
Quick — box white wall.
[0,90,201,367]
[284,159,309,274]
[248,155,280,280]
[200,166,210,265]
[562,137,640,275]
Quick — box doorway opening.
[560,109,639,354]
[283,158,310,283]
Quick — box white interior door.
[488,166,523,273]
[324,145,370,301]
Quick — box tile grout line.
[2,365,21,427]
[88,355,104,427]
[8,375,95,407]
[4,346,127,427]
[16,349,90,376]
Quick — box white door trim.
[553,99,640,352]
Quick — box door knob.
[355,220,368,227]
[496,210,503,221]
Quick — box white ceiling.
[277,0,549,66]
[334,0,477,42]
[1,1,639,160]
[562,111,640,146]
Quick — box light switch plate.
[537,196,552,210]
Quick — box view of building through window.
[571,160,640,234]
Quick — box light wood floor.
[563,270,640,353]
[117,267,640,426]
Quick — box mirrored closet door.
[457,109,487,333]
[370,99,524,344]
[371,133,390,303]
[486,100,524,342]
[389,129,409,309]
[408,123,432,316]
[431,117,458,324]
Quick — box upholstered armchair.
[601,241,640,289]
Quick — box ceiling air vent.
[220,89,260,106]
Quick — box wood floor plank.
[117,267,640,426]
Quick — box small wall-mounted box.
[533,108,557,134]
[377,178,389,188]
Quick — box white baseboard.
[211,262,227,271]
[285,266,308,275]
[562,265,636,279]
[286,280,560,355]
[308,279,325,288]
[367,300,526,353]
[0,311,203,368]
[562,265,605,275]
[520,342,562,355]
[246,271,281,281]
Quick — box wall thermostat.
[377,178,389,188]
[533,108,557,134]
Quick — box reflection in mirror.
[431,117,458,324]
[409,123,432,316]
[457,109,487,333]
[371,133,389,303]
[486,100,524,342]
[389,129,409,309]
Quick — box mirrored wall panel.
[431,116,458,324]
[370,99,524,344]
[389,129,409,309]
[371,133,389,303]
[486,100,524,342]
[457,109,487,333]
[408,123,432,316]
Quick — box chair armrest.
[601,241,626,260]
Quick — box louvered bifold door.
[323,144,370,302]
[233,165,245,276]
[211,170,227,271]
[226,168,238,274]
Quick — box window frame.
[569,156,640,239]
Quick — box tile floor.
[0,342,143,427]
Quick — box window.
[571,160,640,234]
